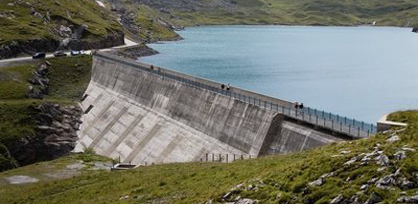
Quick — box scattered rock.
[330,194,344,204]
[395,168,402,176]
[321,172,335,179]
[367,178,378,184]
[387,135,400,142]
[375,154,389,166]
[309,178,324,186]
[376,175,394,189]
[119,195,129,200]
[377,167,386,172]
[235,198,256,204]
[402,147,416,152]
[394,151,407,161]
[344,157,357,166]
[397,195,418,203]
[360,184,369,191]
[400,178,415,190]
[339,150,351,154]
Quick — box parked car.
[53,51,67,57]
[32,52,46,59]
[70,50,80,56]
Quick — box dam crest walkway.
[96,52,376,139]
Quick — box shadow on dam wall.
[75,52,344,165]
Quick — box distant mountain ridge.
[114,0,418,28]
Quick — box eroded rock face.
[0,32,124,59]
[1,103,83,171]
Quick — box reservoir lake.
[140,26,418,123]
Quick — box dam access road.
[75,52,376,165]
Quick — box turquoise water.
[140,26,418,123]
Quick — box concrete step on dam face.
[75,53,344,165]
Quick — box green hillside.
[128,0,418,27]
[0,110,417,203]
[0,0,121,46]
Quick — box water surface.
[141,26,418,123]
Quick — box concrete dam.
[75,52,376,165]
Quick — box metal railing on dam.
[96,52,377,138]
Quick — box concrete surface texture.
[75,53,344,165]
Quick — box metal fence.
[200,153,255,163]
[97,53,377,138]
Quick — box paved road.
[0,38,137,65]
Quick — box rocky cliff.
[1,103,82,171]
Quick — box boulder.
[376,175,394,189]
[309,178,324,186]
[236,198,256,204]
[330,194,344,204]
[375,154,389,166]
[397,195,418,203]
[387,135,400,142]
[71,24,88,40]
[394,151,407,161]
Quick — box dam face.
[75,53,344,165]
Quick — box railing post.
[316,115,318,124]
[344,117,347,124]
[361,121,364,130]
[233,154,236,161]
[358,127,360,137]
[332,120,334,129]
[219,153,222,162]
[349,125,351,134]
[226,154,229,163]
[212,154,214,162]
[340,122,342,131]
[367,129,370,137]
[206,154,208,161]
[282,106,285,114]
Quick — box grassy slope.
[0,0,121,45]
[134,5,181,41]
[0,111,416,203]
[0,152,112,186]
[0,56,92,170]
[163,0,418,27]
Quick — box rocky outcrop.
[27,62,51,99]
[64,32,125,51]
[0,32,124,59]
[413,27,418,33]
[112,44,158,59]
[0,103,82,172]
[0,39,60,60]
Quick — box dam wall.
[76,53,344,165]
